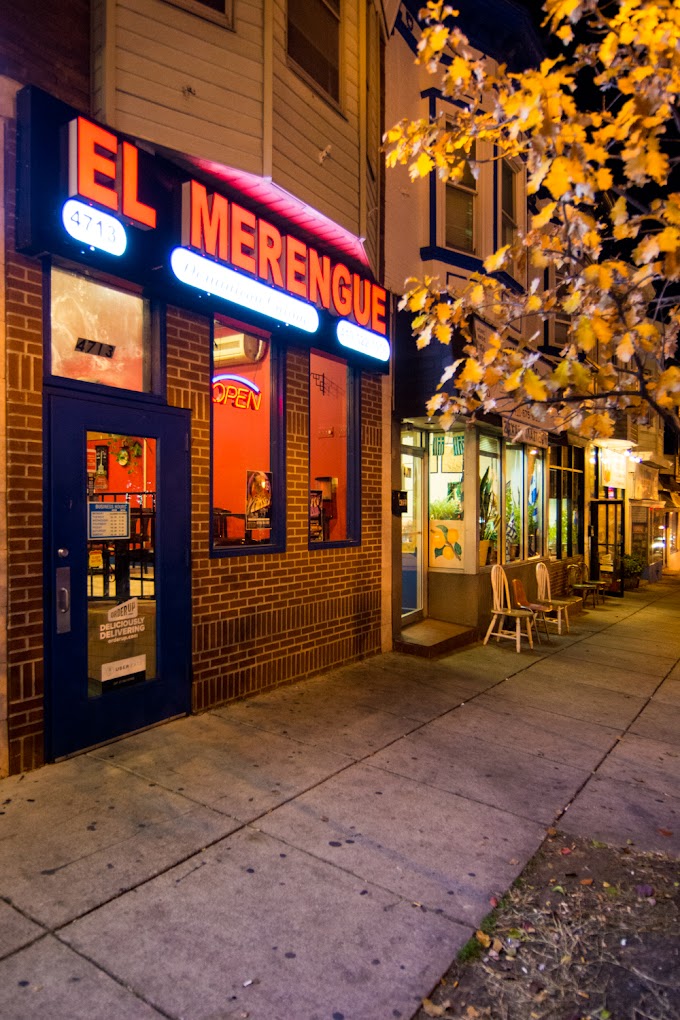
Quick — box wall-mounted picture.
[246,470,272,530]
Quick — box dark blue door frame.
[45,390,192,759]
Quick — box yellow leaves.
[544,156,584,200]
[524,369,548,401]
[435,302,452,323]
[458,358,485,386]
[598,31,619,68]
[616,333,635,363]
[469,284,486,308]
[584,264,613,291]
[434,323,452,345]
[411,152,434,179]
[532,202,558,230]
[526,294,543,313]
[503,368,523,392]
[551,359,571,389]
[574,317,596,353]
[483,246,511,273]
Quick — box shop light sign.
[212,373,262,410]
[62,198,127,256]
[171,248,319,333]
[62,114,391,362]
[336,320,390,362]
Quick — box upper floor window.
[288,0,340,104]
[162,0,233,29]
[501,160,518,248]
[445,145,476,254]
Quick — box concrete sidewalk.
[1,580,679,1020]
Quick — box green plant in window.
[479,467,500,542]
[430,497,458,520]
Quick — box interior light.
[171,247,319,333]
[336,320,390,362]
[62,199,127,257]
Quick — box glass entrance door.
[590,499,624,598]
[47,392,191,759]
[401,445,424,620]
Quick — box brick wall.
[4,122,46,773]
[166,309,384,713]
[3,280,383,772]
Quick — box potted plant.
[505,483,522,559]
[622,553,644,589]
[479,467,499,566]
[429,498,462,567]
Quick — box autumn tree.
[384,0,680,439]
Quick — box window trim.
[45,260,165,402]
[161,0,233,30]
[210,318,286,558]
[286,0,342,109]
[308,351,361,550]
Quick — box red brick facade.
[3,200,384,773]
[165,310,383,716]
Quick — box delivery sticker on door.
[99,597,146,643]
[101,654,147,690]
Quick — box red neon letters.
[182,180,387,335]
[68,117,157,229]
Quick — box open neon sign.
[212,373,262,411]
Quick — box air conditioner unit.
[214,332,267,367]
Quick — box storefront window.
[428,430,465,567]
[527,447,544,556]
[548,446,584,558]
[309,350,356,544]
[50,267,152,392]
[505,443,524,561]
[211,318,279,551]
[479,434,500,566]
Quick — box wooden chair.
[512,576,550,643]
[566,562,601,608]
[536,562,578,635]
[483,564,535,653]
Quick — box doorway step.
[394,618,478,657]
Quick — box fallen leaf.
[577,990,590,999]
[492,938,503,953]
[421,999,446,1017]
[658,828,673,837]
[636,884,654,897]
[560,847,572,856]
[489,896,499,908]
[546,827,558,836]
[475,930,491,948]
[580,878,594,886]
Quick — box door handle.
[56,566,71,634]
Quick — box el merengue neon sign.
[63,115,389,359]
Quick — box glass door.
[401,445,425,621]
[590,499,624,597]
[46,392,191,759]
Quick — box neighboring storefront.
[5,86,390,772]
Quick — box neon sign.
[212,373,262,410]
[62,199,127,256]
[336,320,390,362]
[171,248,319,333]
[182,180,387,336]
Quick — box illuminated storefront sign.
[171,248,319,333]
[62,198,127,257]
[336,320,390,362]
[212,373,262,410]
[17,90,391,371]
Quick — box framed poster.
[245,470,272,530]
